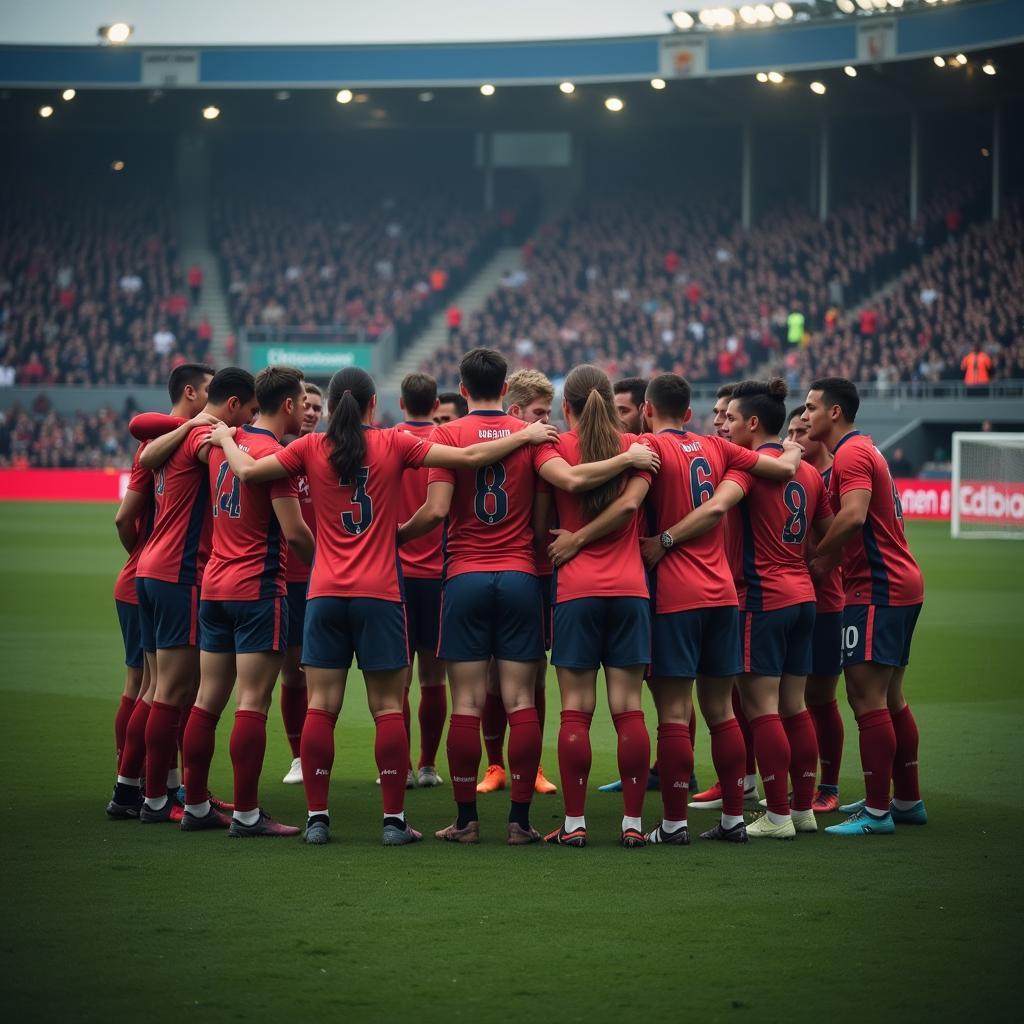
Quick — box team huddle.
[106,347,927,847]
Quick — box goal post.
[951,432,1024,539]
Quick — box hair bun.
[767,377,788,400]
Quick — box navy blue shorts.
[286,581,308,649]
[438,571,544,663]
[539,574,553,652]
[811,610,843,677]
[115,599,144,669]
[405,576,442,654]
[135,577,199,652]
[552,597,651,670]
[303,596,410,672]
[742,602,816,677]
[842,603,922,669]
[200,597,287,654]
[651,605,741,680]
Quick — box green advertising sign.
[247,343,373,375]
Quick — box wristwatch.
[660,531,674,549]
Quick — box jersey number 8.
[781,481,807,544]
[474,463,509,525]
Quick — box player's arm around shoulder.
[209,423,289,483]
[139,412,221,470]
[640,478,744,568]
[399,480,454,545]
[422,418,558,470]
[538,440,660,494]
[548,475,651,567]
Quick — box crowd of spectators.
[0,400,135,468]
[0,179,215,388]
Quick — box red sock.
[535,684,547,735]
[144,701,181,800]
[709,717,746,815]
[114,696,135,762]
[733,687,756,776]
[891,704,920,803]
[230,710,267,813]
[612,710,651,819]
[417,685,447,768]
[175,697,194,768]
[447,714,482,803]
[182,705,219,805]
[300,708,338,813]
[657,722,694,821]
[751,713,791,816]
[783,710,818,812]
[688,707,698,760]
[481,690,506,768]
[557,710,593,817]
[375,711,409,816]
[118,699,150,779]
[857,708,896,811]
[402,687,413,769]
[808,699,844,788]
[507,708,542,803]
[279,684,307,759]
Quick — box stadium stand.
[0,401,135,468]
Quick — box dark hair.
[326,367,376,483]
[809,376,860,424]
[438,392,468,417]
[731,378,789,436]
[255,365,305,415]
[613,376,648,410]
[564,365,623,522]
[206,366,256,407]
[168,362,215,403]
[401,372,438,418]
[716,382,737,400]
[459,347,507,401]
[645,373,692,419]
[304,382,323,398]
[788,404,806,422]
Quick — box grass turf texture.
[1,503,1019,1022]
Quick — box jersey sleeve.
[426,424,456,486]
[722,468,753,494]
[275,433,309,477]
[269,475,299,500]
[181,425,214,460]
[719,438,760,473]
[835,443,875,496]
[532,442,562,472]
[811,475,832,521]
[126,444,151,493]
[395,427,432,469]
[130,413,186,441]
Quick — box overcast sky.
[1,1,678,46]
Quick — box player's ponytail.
[563,364,624,522]
[326,367,375,483]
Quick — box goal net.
[951,433,1024,539]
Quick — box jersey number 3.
[341,468,372,535]
[475,463,509,525]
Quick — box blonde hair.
[563,364,624,522]
[506,369,554,411]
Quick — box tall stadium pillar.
[909,111,920,224]
[992,104,1002,222]
[741,120,753,230]
[818,118,829,223]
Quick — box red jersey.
[113,442,156,604]
[534,474,554,576]
[284,440,317,585]
[827,431,924,607]
[427,411,554,579]
[813,465,844,614]
[136,427,213,586]
[395,421,443,579]
[201,425,298,602]
[535,431,649,603]
[739,444,831,612]
[275,427,431,602]
[645,431,759,613]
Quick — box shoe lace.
[846,809,866,822]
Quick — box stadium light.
[39,105,54,118]
[99,23,133,44]
[888,0,904,7]
[954,53,967,65]
[111,160,125,172]
[756,71,769,82]
[767,70,784,83]
[480,83,496,96]
[773,2,794,18]
[202,105,220,120]
[559,81,576,94]
[871,0,887,9]
[650,78,667,90]
[739,5,759,23]
[418,91,435,101]
[810,81,826,95]
[62,88,76,101]
[335,89,353,104]
[836,0,855,12]
[670,11,695,30]
[982,61,996,75]
[855,0,872,10]
[981,147,989,157]
[933,55,946,67]
[275,90,290,101]
[844,65,858,77]
[755,4,775,22]
[604,96,624,112]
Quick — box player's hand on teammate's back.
[547,528,582,567]
[523,420,560,445]
[207,422,237,447]
[626,442,660,473]
[639,535,666,569]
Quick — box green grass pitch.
[1,503,1019,1021]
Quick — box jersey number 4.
[213,463,241,519]
[474,463,509,525]
[341,467,373,535]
